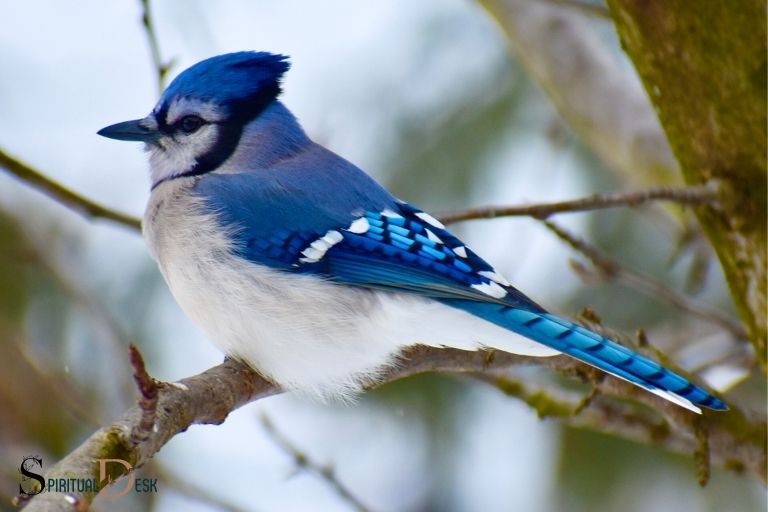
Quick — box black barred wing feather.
[295,202,544,312]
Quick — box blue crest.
[158,51,290,112]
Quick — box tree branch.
[540,219,747,339]
[479,0,680,185]
[0,147,142,231]
[0,148,718,237]
[259,414,371,512]
[18,356,278,512]
[139,0,173,93]
[438,185,716,224]
[18,345,766,510]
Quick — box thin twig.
[573,385,601,415]
[439,185,717,224]
[0,147,142,231]
[150,462,250,512]
[477,374,578,418]
[541,219,747,339]
[21,228,140,407]
[259,414,371,512]
[139,0,173,93]
[128,344,159,446]
[480,373,671,443]
[12,336,102,427]
[0,148,715,236]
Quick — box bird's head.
[98,51,290,186]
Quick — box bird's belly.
[165,252,411,397]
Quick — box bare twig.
[22,230,140,407]
[151,462,249,512]
[541,219,747,339]
[12,336,101,427]
[0,146,718,238]
[0,147,142,231]
[260,414,371,512]
[572,384,601,415]
[476,374,578,418]
[139,0,173,93]
[128,344,159,446]
[438,185,716,224]
[483,374,673,444]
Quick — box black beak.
[97,118,161,143]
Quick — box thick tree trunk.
[607,0,767,367]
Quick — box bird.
[98,51,726,414]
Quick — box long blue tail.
[448,301,727,413]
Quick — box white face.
[146,97,228,186]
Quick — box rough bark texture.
[606,0,767,366]
[17,360,278,512]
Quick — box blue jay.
[98,51,726,413]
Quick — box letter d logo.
[97,459,134,498]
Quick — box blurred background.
[0,1,764,511]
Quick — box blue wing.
[305,204,547,310]
[194,169,727,412]
[193,162,539,308]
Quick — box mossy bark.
[607,0,767,366]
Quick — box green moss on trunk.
[607,0,767,366]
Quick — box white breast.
[144,179,556,400]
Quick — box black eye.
[178,115,205,134]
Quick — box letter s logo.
[19,456,45,496]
